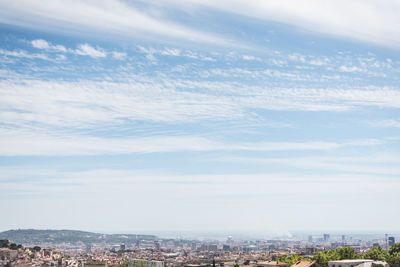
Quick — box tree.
[313,247,359,267]
[0,240,10,248]
[278,254,303,265]
[337,247,359,260]
[387,252,400,267]
[363,246,389,261]
[33,246,41,252]
[390,244,400,256]
[314,250,338,267]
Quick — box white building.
[129,259,165,267]
[328,259,373,267]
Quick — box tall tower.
[385,234,388,250]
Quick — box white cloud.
[31,39,67,52]
[339,65,364,73]
[137,46,214,61]
[73,43,106,58]
[31,39,127,59]
[160,48,181,57]
[111,51,127,60]
[0,0,227,46]
[242,55,262,61]
[223,154,400,176]
[160,0,400,48]
[369,119,400,128]
[0,126,384,156]
[0,48,50,60]
[1,78,400,131]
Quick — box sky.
[0,0,400,235]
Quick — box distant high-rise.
[389,237,395,247]
[324,234,330,242]
[308,235,313,242]
[341,235,345,242]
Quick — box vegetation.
[387,244,400,267]
[278,254,311,264]
[313,247,360,267]
[390,244,400,255]
[361,243,400,267]
[364,246,389,261]
[0,239,9,248]
[0,239,22,250]
[387,253,400,267]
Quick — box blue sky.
[0,0,400,235]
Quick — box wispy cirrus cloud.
[0,48,50,61]
[0,126,385,156]
[31,39,126,59]
[368,119,400,128]
[156,0,400,48]
[1,77,400,131]
[220,154,400,176]
[0,0,228,46]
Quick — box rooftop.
[328,260,373,264]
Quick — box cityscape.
[1,0,399,267]
[0,230,400,266]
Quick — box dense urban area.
[1,230,400,267]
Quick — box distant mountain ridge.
[0,229,156,245]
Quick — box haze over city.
[0,0,400,235]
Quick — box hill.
[0,229,156,245]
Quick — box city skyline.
[0,1,400,232]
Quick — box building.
[223,244,231,251]
[129,259,165,267]
[328,259,373,267]
[257,261,290,267]
[291,261,321,267]
[208,244,218,251]
[388,237,395,247]
[305,247,317,255]
[323,234,330,242]
[83,261,107,267]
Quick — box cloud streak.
[0,127,384,156]
[160,0,400,48]
[1,78,400,130]
[31,39,125,59]
[0,0,228,46]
